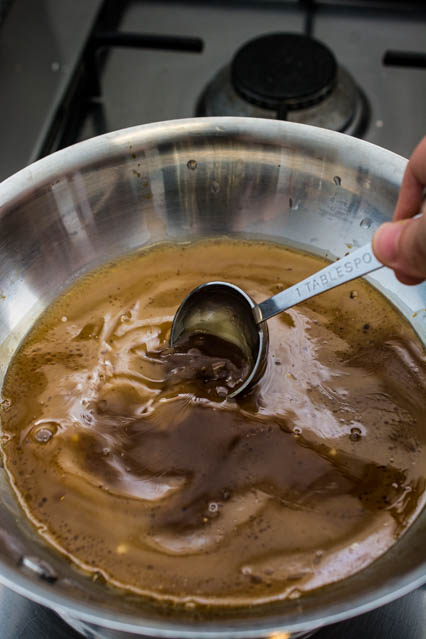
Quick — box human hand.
[373,136,426,285]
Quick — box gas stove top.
[1,0,426,182]
[0,1,425,638]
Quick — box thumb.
[373,215,426,285]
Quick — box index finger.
[394,136,426,222]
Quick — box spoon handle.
[258,241,382,323]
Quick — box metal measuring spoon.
[170,240,384,398]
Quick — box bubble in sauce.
[33,423,58,443]
[208,502,220,514]
[350,427,362,442]
[0,398,11,411]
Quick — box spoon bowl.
[170,281,269,397]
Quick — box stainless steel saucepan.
[0,118,425,639]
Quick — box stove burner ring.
[231,33,338,112]
[196,32,369,138]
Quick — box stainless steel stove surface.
[1,0,426,181]
[59,1,426,159]
[0,1,425,638]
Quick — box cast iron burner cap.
[231,33,338,111]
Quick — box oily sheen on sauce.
[1,240,426,608]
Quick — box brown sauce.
[1,239,426,607]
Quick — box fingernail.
[373,222,404,265]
